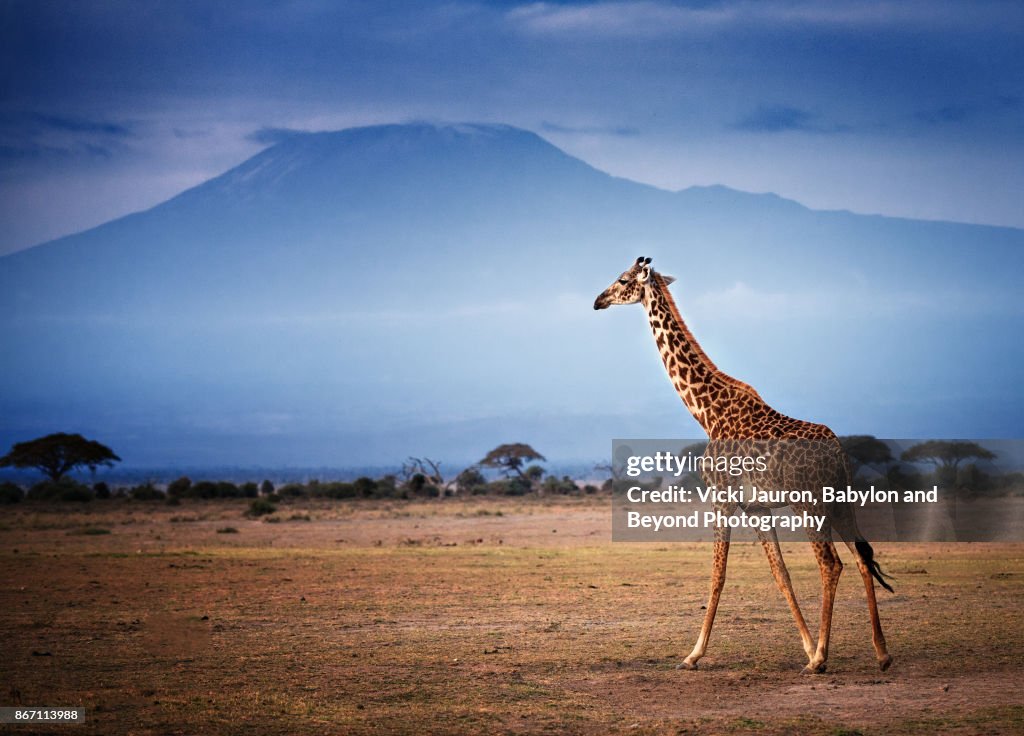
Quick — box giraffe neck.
[642,273,760,437]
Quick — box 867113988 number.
[0,707,85,723]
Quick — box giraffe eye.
[618,279,628,285]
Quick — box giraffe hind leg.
[831,505,894,671]
[843,537,894,671]
[803,532,843,675]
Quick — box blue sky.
[2,0,1023,255]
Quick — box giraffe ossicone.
[594,256,893,674]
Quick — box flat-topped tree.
[479,443,546,485]
[900,440,996,471]
[0,433,121,482]
[840,436,895,479]
[901,440,996,486]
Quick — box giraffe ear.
[661,274,677,285]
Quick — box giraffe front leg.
[678,524,731,670]
[756,525,816,663]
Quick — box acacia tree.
[479,443,546,486]
[900,440,996,473]
[0,433,121,482]
[840,435,894,479]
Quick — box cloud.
[29,113,132,138]
[734,105,815,133]
[245,127,308,146]
[506,1,1023,38]
[507,1,734,37]
[540,121,640,137]
[913,96,1022,126]
[732,105,851,134]
[688,280,1021,323]
[0,111,134,165]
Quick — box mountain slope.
[2,123,1022,467]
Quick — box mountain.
[2,122,1022,468]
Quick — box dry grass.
[1,495,1022,734]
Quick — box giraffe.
[594,256,893,674]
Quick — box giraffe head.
[593,256,674,310]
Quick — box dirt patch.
[0,496,1021,734]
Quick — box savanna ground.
[1,494,1022,735]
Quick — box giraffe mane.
[652,272,763,400]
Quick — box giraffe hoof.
[878,654,893,672]
[676,660,698,671]
[801,662,827,675]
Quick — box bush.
[455,467,487,494]
[524,465,545,483]
[166,476,192,497]
[277,483,308,498]
[487,478,532,496]
[27,479,93,502]
[542,475,579,495]
[310,482,359,499]
[92,481,111,499]
[376,475,398,497]
[353,477,377,497]
[260,479,275,496]
[241,482,259,498]
[186,480,243,499]
[248,498,277,517]
[406,473,428,495]
[0,481,24,504]
[130,483,164,501]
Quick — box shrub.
[376,475,398,497]
[0,481,24,504]
[28,479,93,502]
[92,481,111,499]
[260,479,275,496]
[524,465,545,483]
[166,476,192,497]
[278,483,308,498]
[240,482,259,498]
[353,477,377,497]
[186,480,243,499]
[487,478,532,496]
[247,498,277,517]
[455,467,487,494]
[407,473,427,495]
[310,482,358,499]
[542,475,579,495]
[130,483,164,501]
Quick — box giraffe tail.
[855,537,894,593]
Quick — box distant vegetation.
[0,432,120,482]
[1,436,1018,505]
[0,439,601,504]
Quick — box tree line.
[2,432,1019,505]
[0,435,594,504]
